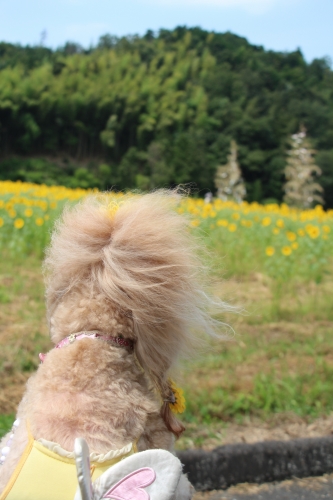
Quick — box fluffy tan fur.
[0,190,226,497]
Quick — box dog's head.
[44,190,224,436]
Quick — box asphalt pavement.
[194,474,333,500]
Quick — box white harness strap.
[74,439,186,500]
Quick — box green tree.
[0,28,332,203]
[147,142,172,188]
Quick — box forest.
[0,27,332,205]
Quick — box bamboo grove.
[0,27,332,205]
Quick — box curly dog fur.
[0,191,226,498]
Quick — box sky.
[0,0,332,63]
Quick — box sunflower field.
[1,181,333,445]
[1,181,332,282]
[182,197,333,285]
[0,181,91,257]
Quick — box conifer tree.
[283,127,324,208]
[214,140,246,203]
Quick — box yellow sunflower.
[265,246,275,257]
[108,201,120,219]
[217,219,228,227]
[282,246,292,256]
[169,380,186,414]
[24,208,33,217]
[306,225,320,239]
[35,217,44,226]
[286,231,296,242]
[14,218,24,229]
[190,219,200,228]
[262,217,271,227]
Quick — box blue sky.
[0,0,332,63]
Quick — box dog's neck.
[39,330,134,363]
[55,331,134,350]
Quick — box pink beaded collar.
[55,331,134,349]
[39,331,134,363]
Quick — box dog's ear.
[160,401,185,438]
[144,374,185,438]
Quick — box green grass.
[1,187,333,447]
[1,264,333,447]
[183,366,333,424]
[0,415,14,439]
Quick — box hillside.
[0,27,332,205]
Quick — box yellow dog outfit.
[0,333,138,500]
[0,421,137,500]
[0,333,186,500]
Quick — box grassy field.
[1,181,333,448]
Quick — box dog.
[0,190,224,499]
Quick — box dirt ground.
[193,474,333,499]
[177,412,333,451]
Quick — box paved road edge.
[177,436,333,491]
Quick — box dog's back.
[0,191,226,498]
